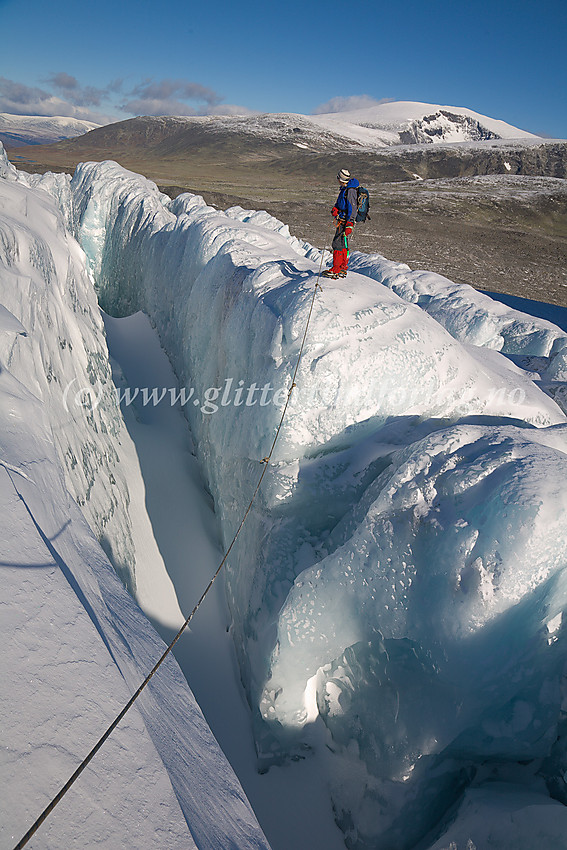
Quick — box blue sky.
[1,0,566,137]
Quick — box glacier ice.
[0,159,137,590]
[0,144,270,850]
[7,145,567,849]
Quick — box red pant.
[330,248,348,272]
[331,220,351,271]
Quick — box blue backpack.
[355,186,371,222]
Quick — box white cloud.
[312,95,394,114]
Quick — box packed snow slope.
[0,146,270,850]
[3,142,567,849]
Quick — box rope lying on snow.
[13,248,327,850]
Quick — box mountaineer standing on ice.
[322,168,359,279]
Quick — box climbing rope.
[12,245,328,850]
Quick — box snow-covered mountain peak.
[307,100,542,147]
[0,112,100,147]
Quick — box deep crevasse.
[0,146,271,850]
[7,148,567,849]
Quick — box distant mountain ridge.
[58,102,542,155]
[0,113,100,147]
[1,101,543,153]
[7,102,565,189]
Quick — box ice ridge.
[18,150,567,849]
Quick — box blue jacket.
[334,178,360,222]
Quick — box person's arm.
[332,190,342,219]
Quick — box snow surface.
[347,253,567,414]
[3,140,567,850]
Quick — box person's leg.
[337,227,349,276]
[323,225,346,276]
[331,225,345,271]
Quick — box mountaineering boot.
[322,268,340,279]
[338,270,347,277]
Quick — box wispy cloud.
[207,103,257,117]
[107,78,125,95]
[0,77,55,112]
[120,78,224,116]
[0,76,115,123]
[0,73,255,124]
[120,97,198,117]
[127,78,221,105]
[46,71,78,92]
[312,95,394,114]
[44,72,107,107]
